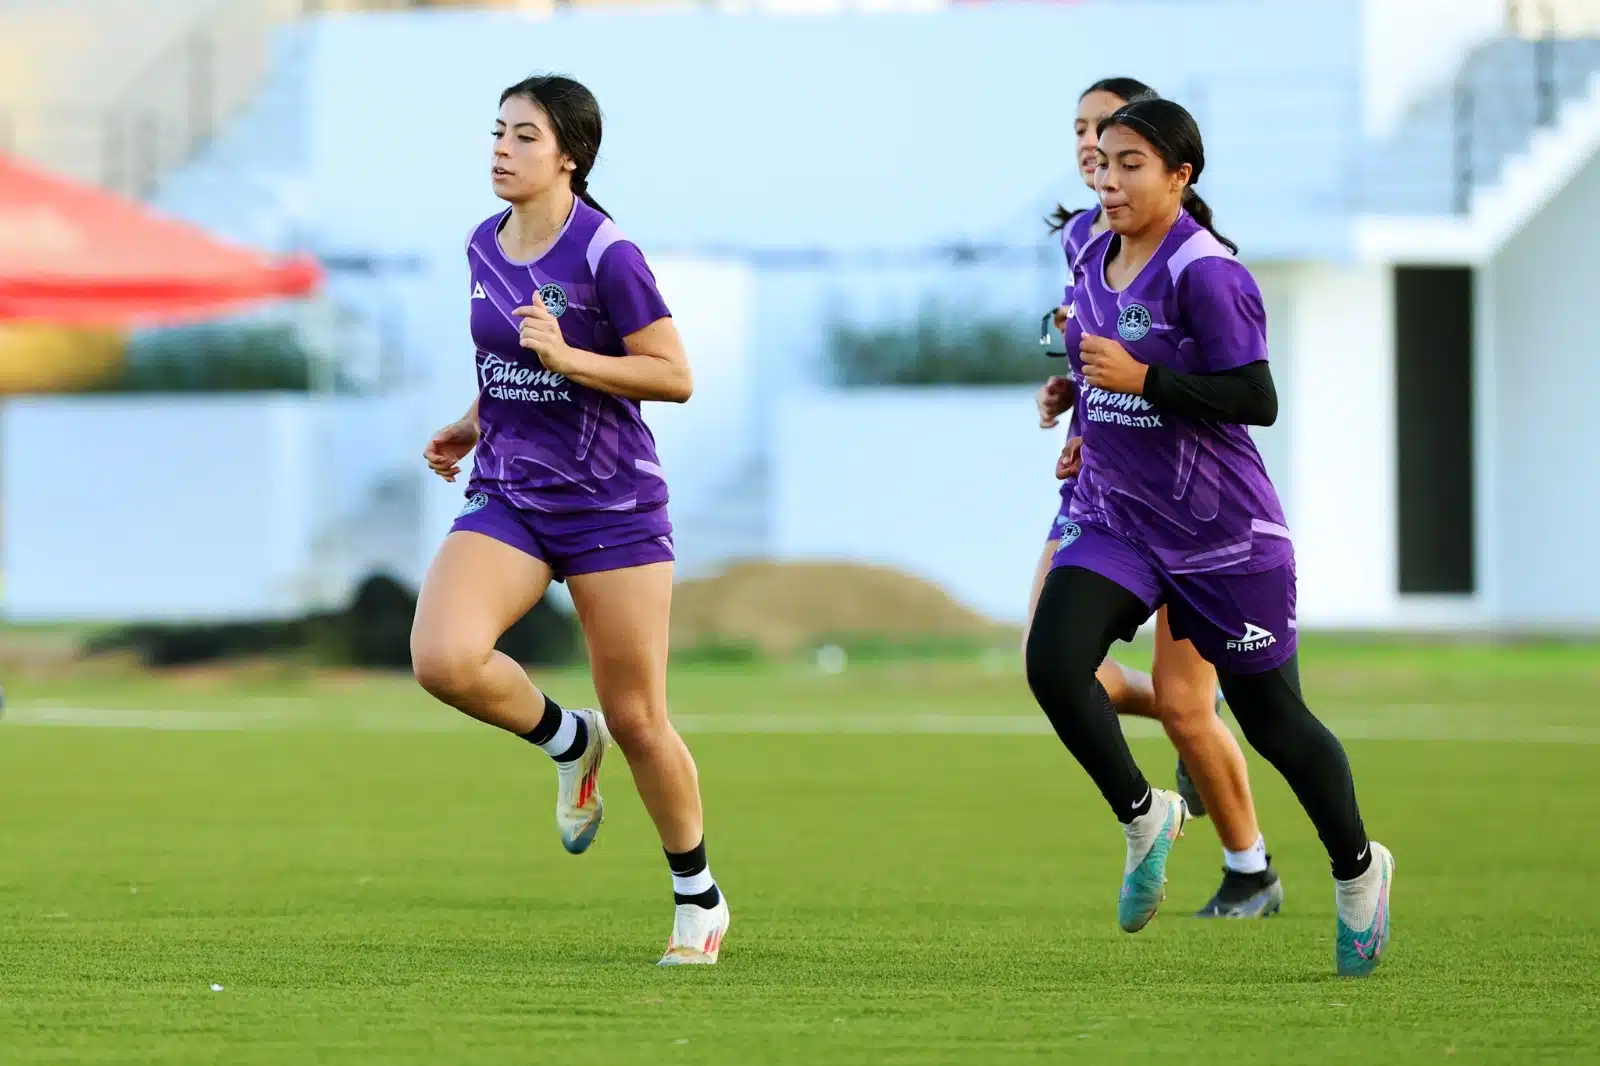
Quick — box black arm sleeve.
[1141,360,1278,426]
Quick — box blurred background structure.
[3,0,1599,661]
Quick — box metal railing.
[1447,5,1600,212]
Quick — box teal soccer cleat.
[1335,842,1395,977]
[1118,788,1189,933]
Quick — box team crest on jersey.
[1117,303,1152,342]
[458,492,490,518]
[538,282,568,318]
[1054,519,1082,552]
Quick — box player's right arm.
[1036,375,1076,428]
[423,399,481,483]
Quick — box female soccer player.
[1028,96,1393,976]
[1030,77,1282,919]
[411,74,729,966]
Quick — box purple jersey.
[1059,207,1100,305]
[1050,207,1102,513]
[465,198,672,518]
[1063,210,1291,575]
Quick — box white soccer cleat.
[1335,841,1395,977]
[554,708,609,854]
[1118,788,1189,933]
[657,896,731,966]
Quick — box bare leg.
[1026,538,1158,719]
[568,561,703,854]
[410,531,553,733]
[1150,609,1259,852]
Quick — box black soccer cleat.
[1195,861,1284,918]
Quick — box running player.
[1030,77,1281,918]
[1028,96,1393,976]
[412,75,729,966]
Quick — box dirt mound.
[671,560,1004,654]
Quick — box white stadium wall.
[1273,261,1401,627]
[1484,153,1600,627]
[5,397,324,622]
[770,387,1065,624]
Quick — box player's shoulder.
[578,208,644,278]
[1061,208,1097,258]
[465,209,510,256]
[1165,215,1251,289]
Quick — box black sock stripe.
[664,839,708,877]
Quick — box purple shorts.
[449,491,674,581]
[1051,520,1297,675]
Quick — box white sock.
[672,867,716,897]
[535,710,579,759]
[1223,835,1268,874]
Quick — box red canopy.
[0,153,321,325]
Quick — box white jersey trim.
[586,218,625,275]
[1251,519,1293,539]
[1166,227,1235,283]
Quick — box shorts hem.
[559,537,676,580]
[1049,522,1162,611]
[448,516,548,565]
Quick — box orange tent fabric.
[0,153,320,325]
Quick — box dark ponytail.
[1098,97,1237,254]
[1046,205,1087,234]
[1047,76,1160,234]
[571,176,610,221]
[500,74,612,220]
[1181,187,1236,255]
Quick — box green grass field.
[2,639,1598,1064]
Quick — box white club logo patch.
[458,492,490,518]
[538,282,568,318]
[1054,519,1082,552]
[1117,303,1152,342]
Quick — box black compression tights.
[1025,565,1371,881]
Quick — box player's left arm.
[1140,259,1277,426]
[521,313,693,403]
[513,240,693,403]
[1142,361,1277,426]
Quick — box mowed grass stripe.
[6,703,1600,744]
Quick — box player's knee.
[409,634,488,705]
[1154,686,1215,738]
[600,696,671,754]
